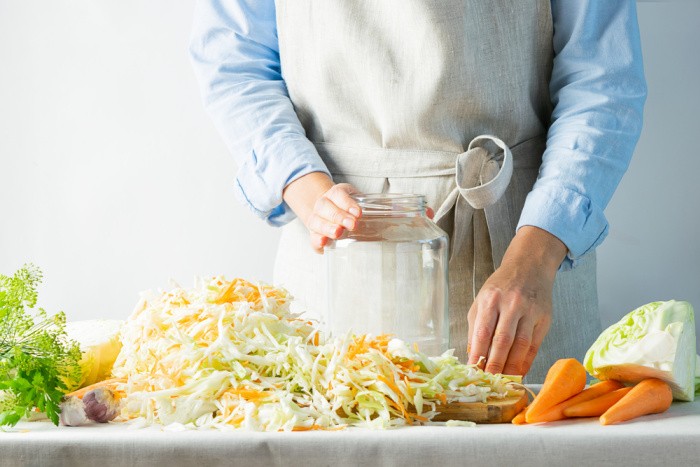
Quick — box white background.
[1,1,698,347]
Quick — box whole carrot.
[563,386,633,418]
[511,406,528,425]
[600,378,673,425]
[528,380,624,423]
[525,358,586,423]
[64,378,126,399]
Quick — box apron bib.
[272,0,601,382]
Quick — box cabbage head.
[65,319,123,389]
[584,300,697,401]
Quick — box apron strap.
[433,134,515,302]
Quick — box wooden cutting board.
[430,390,528,423]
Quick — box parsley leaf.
[0,265,82,427]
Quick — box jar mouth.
[352,193,426,214]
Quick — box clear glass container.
[324,193,449,355]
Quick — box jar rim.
[351,193,426,214]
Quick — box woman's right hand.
[282,172,362,253]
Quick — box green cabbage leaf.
[584,300,697,401]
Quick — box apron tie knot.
[434,135,514,224]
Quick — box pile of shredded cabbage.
[111,277,520,431]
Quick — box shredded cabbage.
[111,277,520,431]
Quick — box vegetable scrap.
[105,276,521,431]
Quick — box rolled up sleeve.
[518,0,647,269]
[189,0,330,226]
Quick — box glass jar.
[324,193,449,355]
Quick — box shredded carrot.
[296,424,344,432]
[377,374,403,400]
[346,335,367,361]
[438,393,447,405]
[291,424,322,431]
[396,359,416,373]
[386,397,412,424]
[226,388,269,401]
[403,376,414,398]
[408,412,429,422]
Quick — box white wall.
[598,1,700,341]
[0,0,280,322]
[1,1,698,345]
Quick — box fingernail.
[342,218,354,229]
[349,207,360,217]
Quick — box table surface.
[2,397,699,467]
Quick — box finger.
[484,313,520,375]
[426,206,435,219]
[466,296,499,366]
[520,322,549,376]
[307,212,343,239]
[466,301,477,360]
[326,184,362,218]
[310,232,328,254]
[502,318,535,376]
[315,197,356,230]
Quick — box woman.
[189,0,646,381]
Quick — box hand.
[466,226,568,376]
[282,172,361,253]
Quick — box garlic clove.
[59,396,91,426]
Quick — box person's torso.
[275,0,553,152]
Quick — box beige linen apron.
[272,0,601,382]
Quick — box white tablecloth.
[2,398,698,467]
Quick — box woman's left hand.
[466,226,568,376]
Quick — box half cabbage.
[66,319,124,389]
[584,300,697,401]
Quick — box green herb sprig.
[0,265,81,426]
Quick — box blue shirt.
[189,0,646,269]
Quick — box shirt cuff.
[517,185,609,271]
[233,137,331,227]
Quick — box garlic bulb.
[83,388,120,423]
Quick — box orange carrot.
[227,388,269,401]
[563,386,633,418]
[525,358,586,423]
[511,406,529,425]
[528,380,624,423]
[600,378,673,425]
[65,378,127,399]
